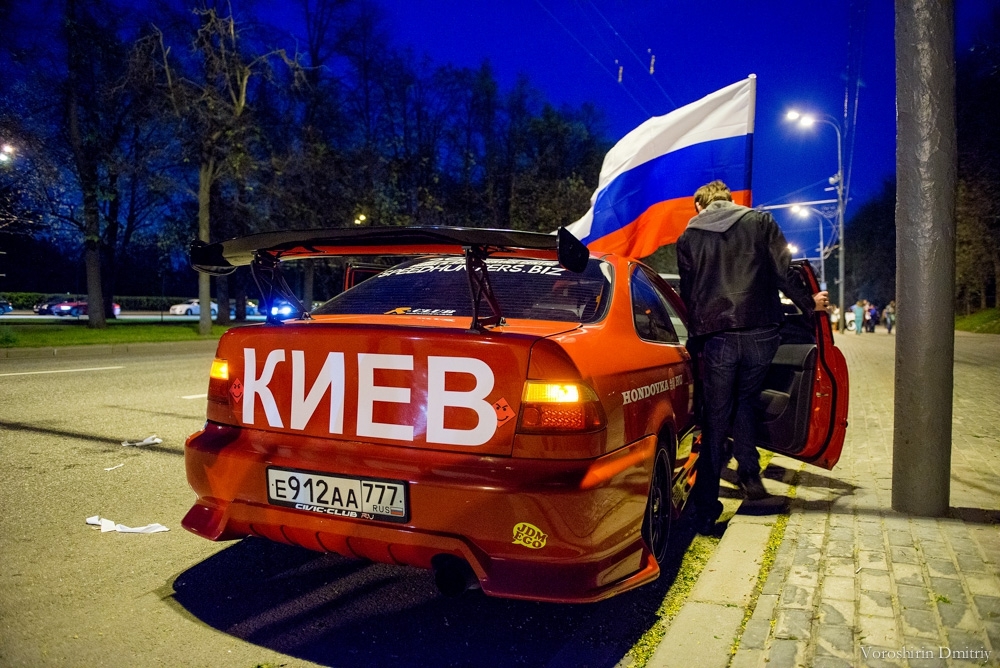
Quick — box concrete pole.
[892,0,956,516]
[833,126,845,332]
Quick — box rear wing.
[190,226,590,330]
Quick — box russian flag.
[565,76,756,258]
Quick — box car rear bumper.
[184,422,659,603]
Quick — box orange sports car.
[184,227,848,603]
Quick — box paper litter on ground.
[86,515,168,534]
[121,435,162,447]
[104,463,124,472]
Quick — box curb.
[0,339,220,359]
[647,457,801,668]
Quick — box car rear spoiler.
[190,226,590,330]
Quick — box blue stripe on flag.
[582,135,752,245]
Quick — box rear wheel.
[642,437,674,564]
[70,307,79,317]
[185,309,192,315]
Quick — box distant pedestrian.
[852,300,865,335]
[867,303,878,333]
[884,300,896,334]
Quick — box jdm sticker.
[512,522,547,549]
[494,398,514,427]
[230,378,244,402]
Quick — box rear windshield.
[313,256,612,323]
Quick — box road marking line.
[0,365,124,378]
[181,393,208,400]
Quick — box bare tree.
[152,7,294,333]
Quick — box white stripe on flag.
[566,76,756,242]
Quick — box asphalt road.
[0,346,699,668]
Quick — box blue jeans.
[693,325,781,521]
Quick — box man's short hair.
[694,180,733,209]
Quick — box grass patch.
[628,449,783,667]
[729,464,797,656]
[729,514,789,654]
[0,321,243,348]
[955,308,1000,334]
[0,325,17,347]
[626,535,719,668]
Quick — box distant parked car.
[34,295,69,315]
[169,299,218,316]
[51,299,121,317]
[0,298,12,314]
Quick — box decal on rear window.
[383,307,458,316]
[312,257,613,324]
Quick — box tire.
[70,308,79,317]
[642,437,675,565]
[185,309,192,316]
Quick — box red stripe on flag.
[587,190,751,258]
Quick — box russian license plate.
[266,467,409,523]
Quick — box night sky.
[363,0,994,259]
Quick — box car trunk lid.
[210,320,577,456]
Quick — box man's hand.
[812,291,830,312]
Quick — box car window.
[630,266,680,343]
[312,256,612,323]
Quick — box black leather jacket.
[676,201,814,338]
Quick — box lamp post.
[790,204,836,288]
[786,110,845,330]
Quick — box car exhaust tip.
[431,554,480,597]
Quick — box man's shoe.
[739,475,769,501]
[695,515,726,536]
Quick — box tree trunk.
[217,274,230,324]
[234,279,247,322]
[994,255,1000,308]
[303,261,314,310]
[84,230,106,328]
[65,0,105,329]
[198,159,214,335]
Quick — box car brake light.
[210,359,229,380]
[517,381,605,433]
[208,358,230,405]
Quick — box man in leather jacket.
[677,180,827,534]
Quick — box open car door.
[754,261,849,469]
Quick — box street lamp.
[786,109,845,329]
[790,204,833,287]
[0,145,13,162]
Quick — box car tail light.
[208,358,229,402]
[210,359,229,380]
[205,357,239,425]
[517,381,605,433]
